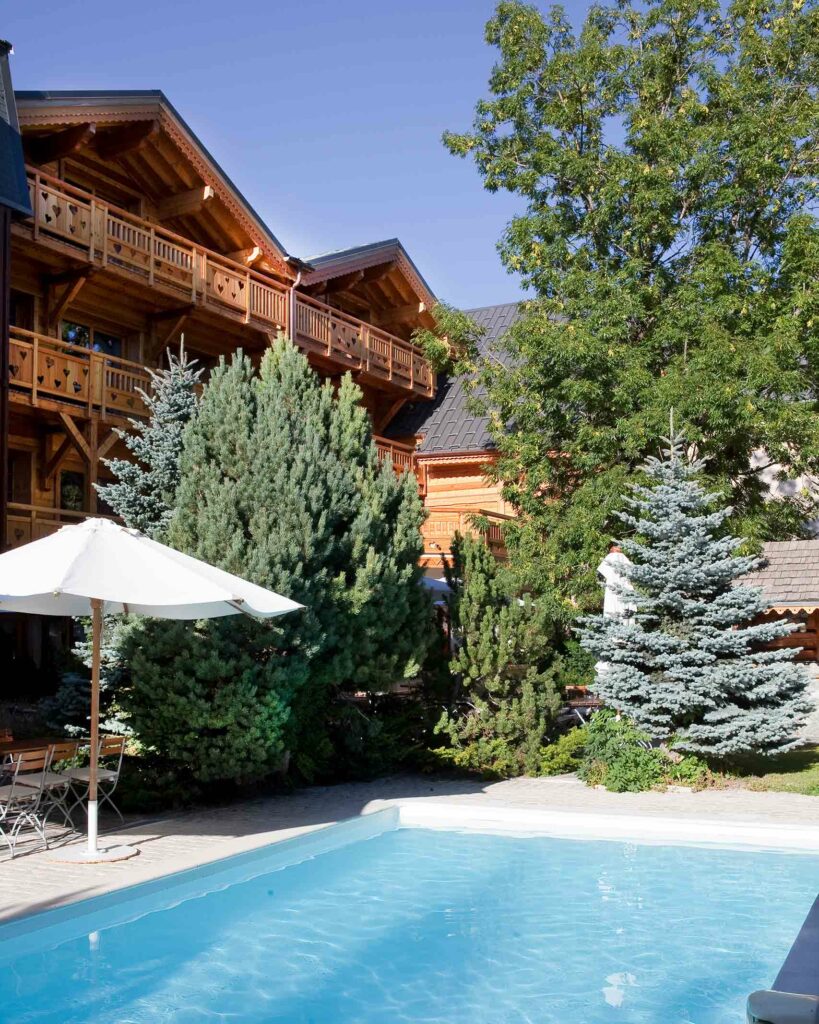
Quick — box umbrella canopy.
[0,518,302,862]
[0,517,302,619]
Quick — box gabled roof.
[742,540,819,611]
[15,89,292,271]
[0,43,30,217]
[303,238,436,307]
[386,302,520,454]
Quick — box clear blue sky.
[6,0,587,309]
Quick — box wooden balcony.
[23,168,289,331]
[20,169,434,398]
[9,326,151,420]
[421,507,510,566]
[374,437,426,494]
[294,295,434,398]
[5,504,113,549]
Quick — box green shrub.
[579,709,665,792]
[537,726,588,776]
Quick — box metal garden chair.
[65,736,126,825]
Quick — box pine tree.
[97,342,202,537]
[580,437,812,759]
[121,336,429,783]
[436,532,562,777]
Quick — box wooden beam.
[40,435,75,488]
[95,119,160,160]
[46,270,93,329]
[97,429,120,460]
[374,397,408,433]
[372,301,427,327]
[157,185,215,221]
[59,412,92,463]
[361,261,398,284]
[26,123,96,164]
[224,245,263,266]
[304,269,365,297]
[149,310,191,360]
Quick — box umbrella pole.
[88,598,101,854]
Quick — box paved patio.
[3,773,819,924]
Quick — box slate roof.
[303,238,436,304]
[385,302,521,455]
[742,540,819,609]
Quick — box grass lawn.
[731,746,819,796]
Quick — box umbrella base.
[47,843,139,864]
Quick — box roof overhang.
[15,89,294,276]
[302,238,436,309]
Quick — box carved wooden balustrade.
[420,507,510,563]
[5,504,115,549]
[23,169,434,397]
[9,327,151,419]
[294,295,434,398]
[374,437,425,494]
[25,168,289,331]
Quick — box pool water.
[0,825,816,1023]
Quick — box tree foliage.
[580,437,811,759]
[122,337,429,783]
[97,343,202,537]
[435,532,563,776]
[446,0,819,606]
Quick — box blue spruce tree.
[96,342,202,537]
[580,437,812,759]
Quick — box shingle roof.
[741,540,819,609]
[385,302,521,455]
[303,238,436,305]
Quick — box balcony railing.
[5,504,114,549]
[23,168,434,397]
[9,326,151,419]
[421,507,510,562]
[25,168,289,331]
[294,295,434,398]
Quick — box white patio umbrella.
[0,517,302,862]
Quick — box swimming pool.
[0,811,816,1023]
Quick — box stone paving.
[3,773,819,923]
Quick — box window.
[7,450,32,504]
[59,470,85,512]
[61,321,122,357]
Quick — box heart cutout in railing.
[110,392,118,402]
[68,204,78,215]
[45,357,54,368]
[63,367,70,376]
[113,243,122,254]
[54,378,61,388]
[37,374,44,384]
[69,225,76,235]
[217,282,224,293]
[52,204,61,218]
[73,382,82,393]
[19,350,27,361]
[40,191,48,202]
[82,367,89,376]
[8,364,18,378]
[44,214,53,224]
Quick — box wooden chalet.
[744,541,819,666]
[5,91,436,546]
[385,302,520,573]
[2,89,438,680]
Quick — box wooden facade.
[4,90,438,556]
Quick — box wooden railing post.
[31,334,39,407]
[148,227,155,287]
[244,270,251,324]
[32,173,40,241]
